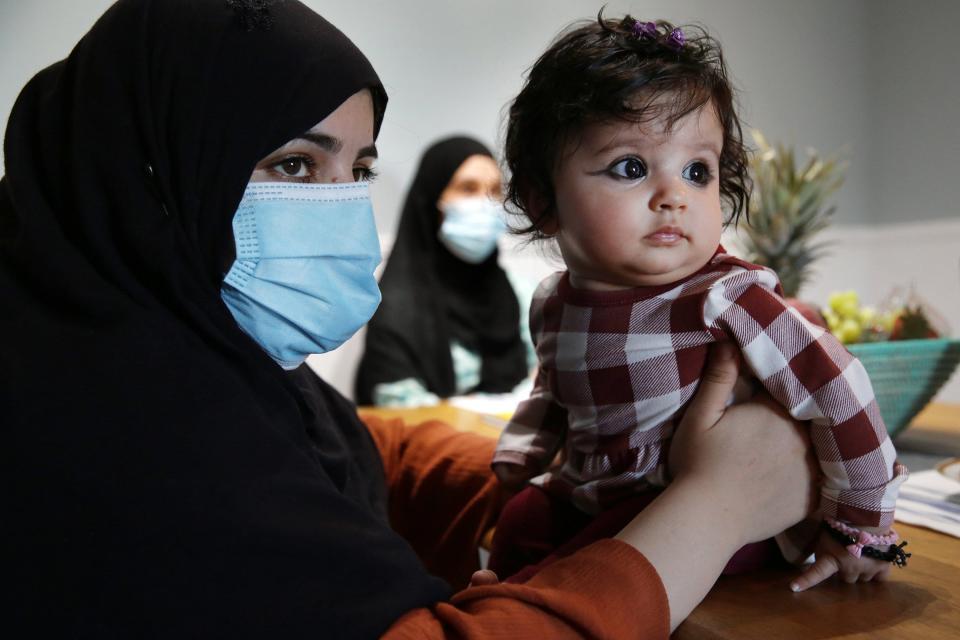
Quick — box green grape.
[832,290,859,318]
[827,291,845,313]
[837,317,863,344]
[879,310,899,334]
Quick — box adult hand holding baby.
[668,341,820,543]
[616,341,819,630]
[672,342,894,594]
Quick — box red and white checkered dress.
[494,251,906,537]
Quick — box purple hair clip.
[631,20,658,40]
[631,20,685,51]
[665,28,686,51]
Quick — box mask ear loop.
[143,163,170,217]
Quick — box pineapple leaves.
[739,130,846,297]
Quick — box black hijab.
[2,0,448,636]
[355,137,528,404]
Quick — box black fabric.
[355,136,528,404]
[2,0,449,637]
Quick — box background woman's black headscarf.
[1,0,449,635]
[355,136,528,404]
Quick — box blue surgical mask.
[221,181,382,370]
[437,197,507,264]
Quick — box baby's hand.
[491,461,536,493]
[790,529,891,592]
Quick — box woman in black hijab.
[355,137,529,406]
[2,1,818,636]
[2,0,452,635]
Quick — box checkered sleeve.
[493,275,568,471]
[492,365,568,470]
[703,265,907,529]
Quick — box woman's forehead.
[298,89,376,157]
[450,155,500,183]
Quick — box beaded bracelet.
[821,519,911,568]
[825,516,899,558]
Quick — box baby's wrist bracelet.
[822,517,911,567]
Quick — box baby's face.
[551,102,724,290]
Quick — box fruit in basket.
[828,290,859,319]
[822,290,894,344]
[837,317,863,344]
[890,305,939,340]
[822,288,947,345]
[838,292,958,436]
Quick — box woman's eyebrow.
[357,144,378,160]
[295,133,377,159]
[298,132,342,152]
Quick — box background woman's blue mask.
[221,181,382,369]
[437,197,507,263]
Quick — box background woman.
[355,136,530,406]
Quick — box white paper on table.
[447,374,534,421]
[895,469,960,538]
[448,388,529,419]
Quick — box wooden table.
[677,403,960,640]
[893,402,960,457]
[675,520,959,639]
[359,402,960,639]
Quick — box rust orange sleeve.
[364,416,670,639]
[364,416,502,590]
[384,540,669,639]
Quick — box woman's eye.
[272,157,311,178]
[456,180,481,195]
[683,161,711,185]
[610,158,646,180]
[353,166,379,182]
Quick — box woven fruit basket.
[847,338,960,438]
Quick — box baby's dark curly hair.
[504,12,751,239]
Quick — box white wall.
[3,1,959,402]
[0,0,894,231]
[865,0,960,225]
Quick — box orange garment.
[364,416,670,639]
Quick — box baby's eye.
[272,156,312,178]
[683,161,712,185]
[610,157,647,180]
